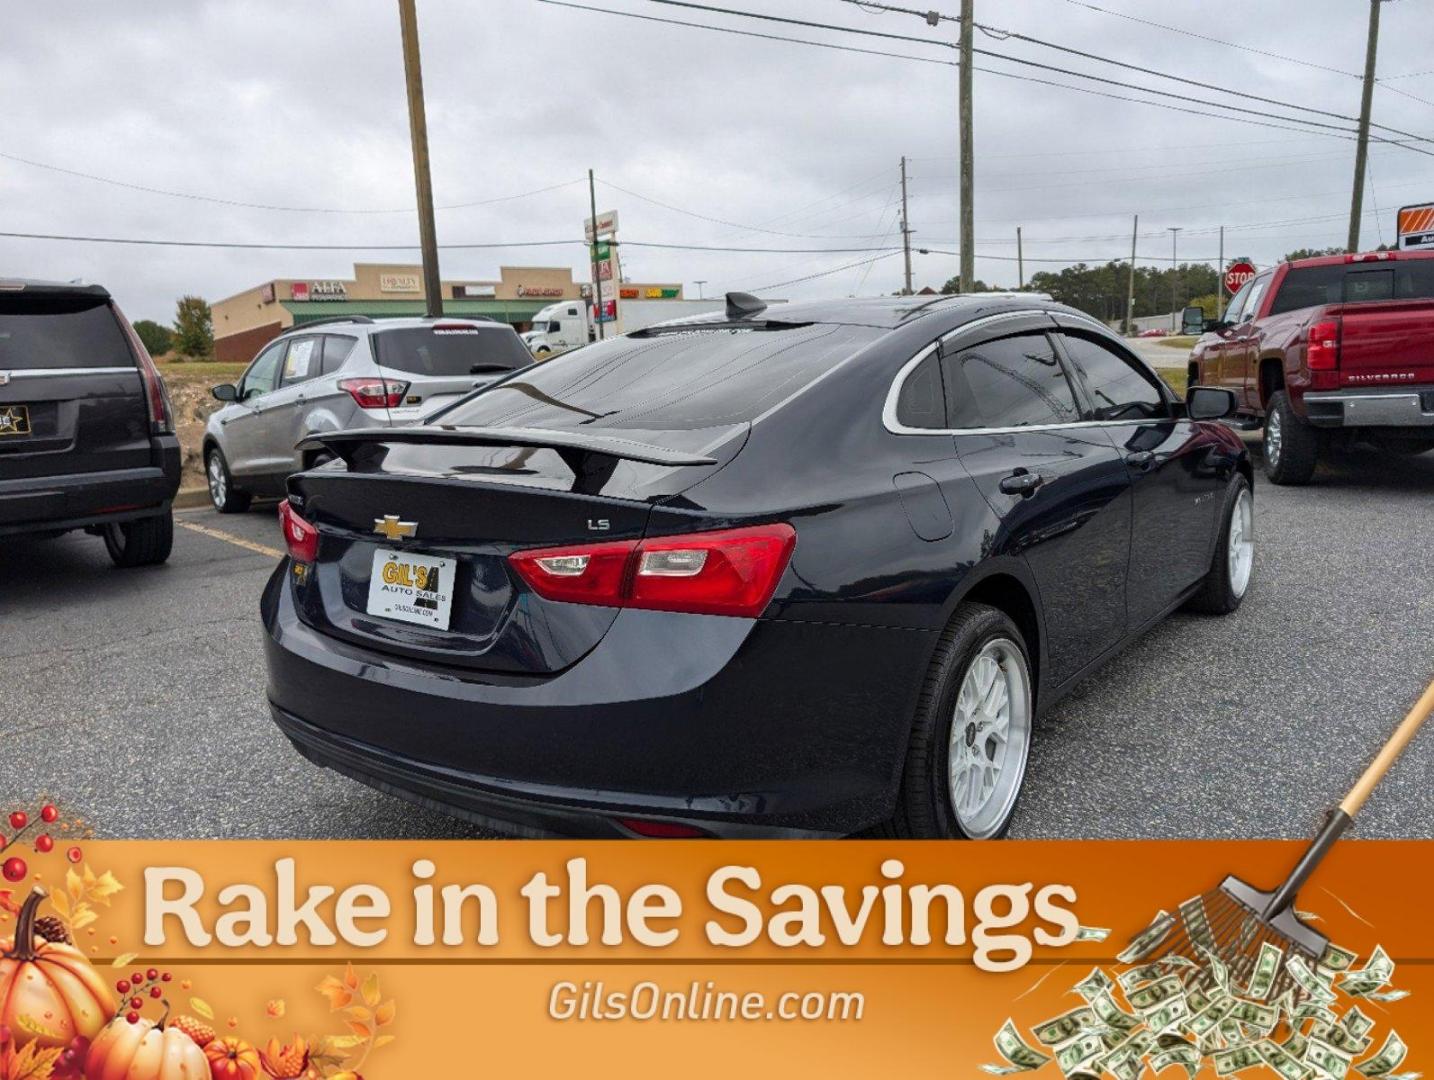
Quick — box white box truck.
[521,298,728,356]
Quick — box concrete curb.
[174,486,212,510]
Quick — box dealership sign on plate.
[1397,203,1434,250]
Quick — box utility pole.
[899,156,914,295]
[588,168,604,341]
[1125,214,1137,336]
[958,0,975,292]
[1216,226,1226,319]
[1348,0,1387,253]
[1167,226,1182,331]
[398,0,442,317]
[1016,226,1024,290]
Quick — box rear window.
[0,295,133,370]
[371,325,531,377]
[1269,260,1434,315]
[441,323,879,431]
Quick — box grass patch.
[1157,335,1198,349]
[156,360,248,384]
[1155,367,1188,395]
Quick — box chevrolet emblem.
[373,515,418,541]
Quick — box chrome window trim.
[882,308,1175,437]
[1,366,137,378]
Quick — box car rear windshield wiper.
[469,362,516,374]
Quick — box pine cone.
[33,915,70,944]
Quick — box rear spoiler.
[296,425,720,471]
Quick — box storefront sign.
[380,273,421,293]
[584,209,619,243]
[311,280,347,298]
[454,283,497,298]
[516,285,565,298]
[260,283,275,303]
[619,287,640,300]
[289,282,309,301]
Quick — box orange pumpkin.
[85,1015,209,1080]
[0,887,114,1051]
[204,1036,262,1080]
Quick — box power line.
[1052,0,1360,79]
[749,251,902,292]
[0,151,585,214]
[598,177,898,240]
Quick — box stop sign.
[1224,261,1257,295]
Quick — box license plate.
[0,405,30,437]
[365,548,455,630]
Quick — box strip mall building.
[211,263,683,363]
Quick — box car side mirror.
[1187,385,1237,421]
[1203,318,1230,334]
[212,383,238,402]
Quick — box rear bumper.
[0,439,180,535]
[1303,386,1434,428]
[261,563,930,838]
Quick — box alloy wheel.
[1228,487,1254,598]
[207,454,226,508]
[947,638,1031,838]
[1266,409,1283,467]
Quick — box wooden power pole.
[1348,0,1387,253]
[398,0,442,317]
[900,156,913,295]
[1125,214,1138,336]
[958,0,975,292]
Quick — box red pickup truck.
[1188,249,1434,483]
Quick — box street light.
[1167,227,1183,332]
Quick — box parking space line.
[176,519,283,559]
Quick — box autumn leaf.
[65,869,83,905]
[87,869,124,905]
[190,997,215,1021]
[0,890,20,917]
[111,952,138,968]
[342,963,359,990]
[265,999,286,1019]
[373,1000,396,1027]
[46,891,69,920]
[71,908,98,931]
[360,972,381,1008]
[342,1006,371,1025]
[344,1020,372,1040]
[2,1041,64,1080]
[373,1034,396,1049]
[315,975,353,1011]
[321,1035,365,1053]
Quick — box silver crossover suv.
[202,315,531,512]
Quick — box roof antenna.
[725,291,767,320]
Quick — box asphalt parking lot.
[3,446,1432,841]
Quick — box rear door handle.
[998,470,1045,497]
[1126,450,1156,470]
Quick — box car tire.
[884,603,1034,839]
[1262,390,1318,485]
[103,511,173,568]
[1186,475,1253,615]
[206,448,251,513]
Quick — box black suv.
[0,279,181,565]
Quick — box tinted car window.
[241,343,283,400]
[321,335,357,374]
[441,323,881,431]
[372,325,531,377]
[280,337,320,385]
[942,333,1080,429]
[895,350,946,429]
[1268,261,1434,316]
[0,295,132,370]
[1059,333,1167,421]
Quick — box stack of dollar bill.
[983,904,1415,1080]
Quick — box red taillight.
[617,818,709,838]
[339,376,410,409]
[117,308,173,433]
[508,523,797,618]
[277,500,319,563]
[1307,319,1340,370]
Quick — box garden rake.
[1132,676,1434,1002]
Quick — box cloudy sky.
[4,0,1434,323]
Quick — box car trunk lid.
[285,423,746,675]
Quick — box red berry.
[146,968,159,981]
[116,980,130,994]
[35,834,54,853]
[66,846,82,864]
[161,972,172,982]
[131,972,143,986]
[40,805,58,824]
[125,1012,139,1025]
[8,812,26,831]
[1,857,26,883]
[129,997,143,1010]
[150,986,162,999]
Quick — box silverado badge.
[373,514,418,541]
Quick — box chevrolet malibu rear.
[262,295,1253,837]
